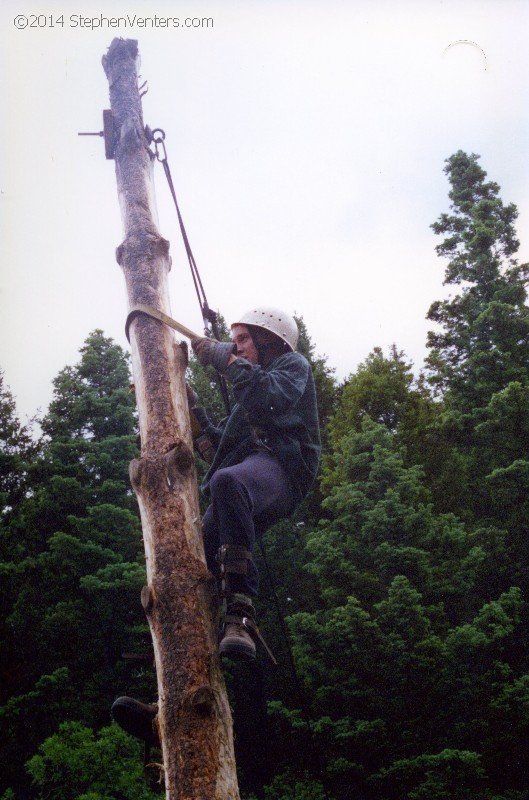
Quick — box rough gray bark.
[102,38,240,800]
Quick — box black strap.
[218,544,252,576]
[223,545,252,562]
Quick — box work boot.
[219,593,257,661]
[111,696,159,746]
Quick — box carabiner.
[151,128,167,162]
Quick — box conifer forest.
[2,151,529,799]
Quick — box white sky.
[1,0,528,423]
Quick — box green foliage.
[42,332,136,441]
[0,370,39,520]
[372,749,488,800]
[327,346,417,445]
[426,151,529,405]
[25,721,158,800]
[0,332,152,799]
[425,150,529,556]
[283,565,527,797]
[262,773,332,800]
[321,346,460,515]
[310,418,488,618]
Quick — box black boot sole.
[219,640,256,661]
[111,696,159,745]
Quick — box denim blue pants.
[202,450,294,596]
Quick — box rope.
[150,127,231,415]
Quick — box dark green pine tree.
[279,416,528,800]
[24,722,158,800]
[0,332,153,799]
[0,370,39,524]
[427,150,529,406]
[0,372,42,791]
[426,152,529,570]
[321,346,465,517]
[326,346,419,445]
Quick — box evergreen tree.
[0,373,41,741]
[426,150,529,406]
[266,301,529,800]
[0,370,39,522]
[321,346,464,516]
[280,418,528,800]
[426,151,529,566]
[326,346,418,446]
[0,332,151,799]
[314,419,482,612]
[25,721,159,800]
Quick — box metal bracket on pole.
[78,109,116,159]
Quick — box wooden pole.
[102,38,240,800]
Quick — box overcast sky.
[1,0,528,424]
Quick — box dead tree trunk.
[102,38,240,800]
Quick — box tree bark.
[102,38,240,800]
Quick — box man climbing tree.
[192,306,321,659]
[112,306,321,740]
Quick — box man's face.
[231,324,259,364]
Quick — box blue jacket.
[196,351,321,506]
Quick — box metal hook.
[151,128,167,161]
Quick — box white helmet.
[232,306,299,351]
